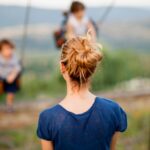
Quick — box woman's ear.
[60,62,66,74]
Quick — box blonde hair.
[61,36,103,86]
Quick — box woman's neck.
[65,81,92,99]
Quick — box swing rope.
[21,0,32,66]
[98,0,116,36]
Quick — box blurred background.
[0,0,150,150]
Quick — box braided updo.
[61,36,103,86]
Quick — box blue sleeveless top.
[37,97,127,150]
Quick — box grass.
[0,125,40,150]
[118,111,150,150]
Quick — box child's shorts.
[0,76,20,94]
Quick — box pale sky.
[0,0,150,9]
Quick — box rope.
[21,0,31,66]
[98,0,116,36]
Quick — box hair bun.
[61,37,103,85]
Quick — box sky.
[0,0,150,9]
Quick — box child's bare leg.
[6,93,15,112]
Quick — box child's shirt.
[68,14,89,36]
[0,54,21,79]
[37,97,127,150]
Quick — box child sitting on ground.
[0,39,21,112]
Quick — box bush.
[1,50,149,101]
[92,50,150,91]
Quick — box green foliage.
[1,50,149,101]
[92,50,150,91]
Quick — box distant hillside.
[0,5,62,27]
[0,5,150,27]
[0,5,150,52]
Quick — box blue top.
[37,97,127,150]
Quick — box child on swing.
[37,34,127,150]
[66,1,96,39]
[0,39,21,112]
